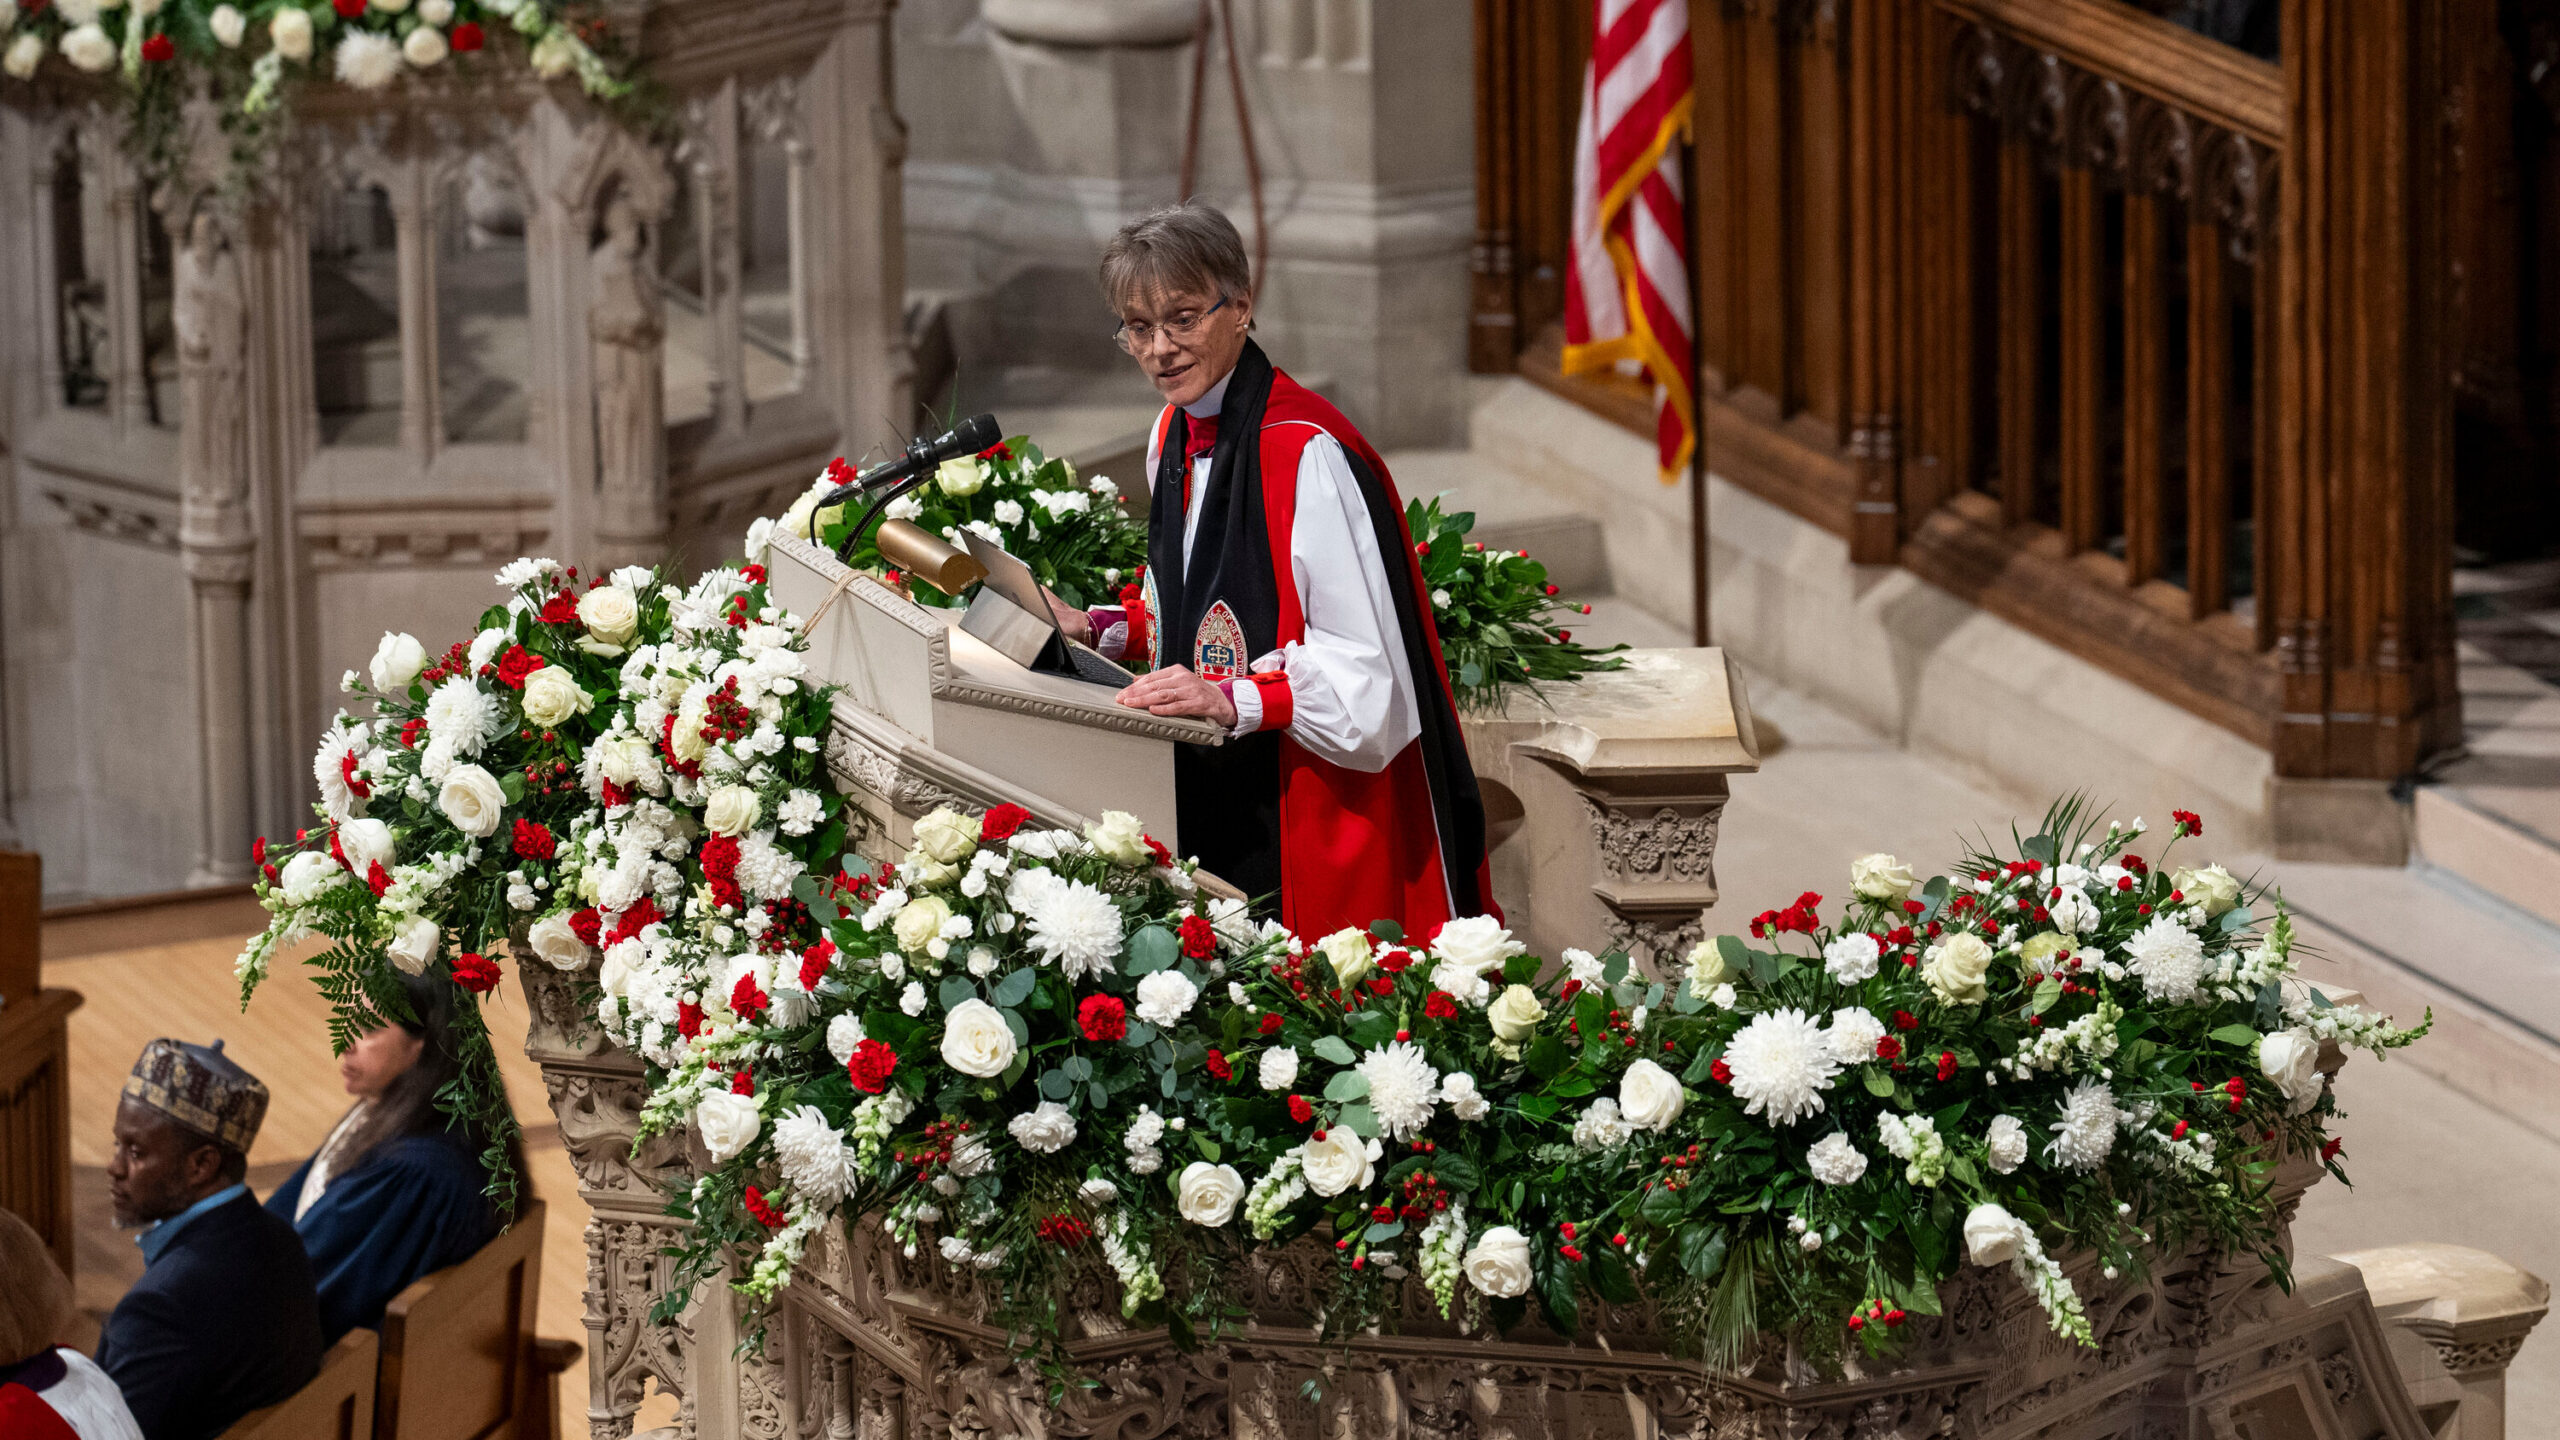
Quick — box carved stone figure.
[591,192,669,566]
[175,208,249,532]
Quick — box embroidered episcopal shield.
[1140,569,1162,670]
[1193,599,1246,681]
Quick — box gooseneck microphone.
[815,412,1002,511]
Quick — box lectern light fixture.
[873,518,988,596]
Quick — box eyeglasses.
[1114,295,1229,354]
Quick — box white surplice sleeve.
[1223,430,1423,772]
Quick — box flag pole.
[1686,137,1709,648]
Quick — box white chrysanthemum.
[1722,1007,1842,1126]
[424,677,500,756]
[776,789,824,836]
[1806,1132,1868,1186]
[2123,915,2207,1003]
[1023,878,1123,979]
[772,1105,852,1207]
[735,831,804,902]
[1823,1006,1887,1065]
[334,29,404,88]
[1822,931,1881,984]
[1986,1113,2029,1173]
[2049,1079,2119,1170]
[1571,1096,1630,1151]
[1357,1041,1440,1140]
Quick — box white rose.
[940,999,1018,1078]
[892,894,951,956]
[593,733,653,788]
[1135,969,1199,1027]
[4,33,43,78]
[1007,1100,1078,1153]
[1175,1161,1246,1227]
[1431,915,1524,972]
[1316,927,1374,988]
[670,693,711,764]
[279,851,342,904]
[703,784,761,838]
[1684,938,1734,996]
[520,665,592,728]
[911,807,979,866]
[527,912,591,971]
[691,1090,763,1163]
[1486,984,1546,1042]
[935,456,988,497]
[1921,932,1995,1005]
[438,763,507,837]
[1617,1057,1686,1130]
[1963,1203,2029,1267]
[1851,853,1918,901]
[417,0,452,20]
[334,817,395,879]
[2172,863,2243,917]
[1084,809,1149,867]
[370,631,427,692]
[1298,1126,1379,1197]
[60,24,115,71]
[386,916,441,975]
[268,5,312,60]
[578,584,640,648]
[1258,1046,1299,1092]
[402,23,446,66]
[1461,1226,1533,1298]
[2258,1029,2322,1111]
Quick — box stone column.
[106,148,152,433]
[589,194,670,569]
[386,167,444,464]
[683,80,749,440]
[174,208,256,886]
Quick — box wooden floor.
[43,900,680,1438]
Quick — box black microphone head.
[949,412,1001,456]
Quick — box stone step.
[1381,448,1612,595]
[2413,785,2560,930]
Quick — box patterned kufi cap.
[123,1038,268,1155]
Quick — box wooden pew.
[0,849,83,1282]
[376,1198,580,1440]
[218,1330,380,1440]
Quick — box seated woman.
[265,972,524,1343]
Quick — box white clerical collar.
[1181,368,1233,419]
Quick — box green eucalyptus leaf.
[1324,1071,1371,1102]
[1309,1035,1358,1066]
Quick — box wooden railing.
[1473,0,2463,783]
[0,851,82,1282]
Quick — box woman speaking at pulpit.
[1069,202,1496,942]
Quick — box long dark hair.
[337,972,528,1219]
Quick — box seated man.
[98,1039,322,1440]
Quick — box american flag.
[1560,0,1696,481]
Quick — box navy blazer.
[265,1128,499,1345]
[97,1191,324,1440]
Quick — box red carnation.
[677,1000,705,1038]
[569,907,602,946]
[1079,993,1128,1043]
[847,1038,897,1094]
[252,836,268,868]
[2172,808,2203,837]
[700,834,743,911]
[1709,1057,1733,1085]
[1876,1035,1903,1060]
[730,973,770,1023]
[332,0,363,15]
[1143,834,1172,868]
[1423,990,1459,1019]
[979,803,1031,842]
[495,644,544,690]
[1259,1011,1285,1036]
[975,441,1013,462]
[399,717,427,749]
[742,1184,786,1229]
[607,895,662,944]
[1286,1094,1315,1124]
[1891,1009,1919,1031]
[1205,1048,1232,1081]
[512,817,556,860]
[799,939,837,991]
[1376,947,1412,973]
[1936,1050,1958,1082]
[2319,1135,2345,1162]
[340,749,371,800]
[451,952,502,993]
[451,20,484,50]
[539,592,581,624]
[365,861,392,899]
[1178,912,1217,960]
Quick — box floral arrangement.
[1,0,627,185]
[617,794,2421,1373]
[754,436,1145,616]
[1405,497,1625,712]
[235,554,846,1214]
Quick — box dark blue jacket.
[265,1127,500,1345]
[96,1191,323,1440]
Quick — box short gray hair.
[1099,203,1251,314]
